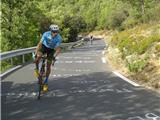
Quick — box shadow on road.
[2,72,160,120]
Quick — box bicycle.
[33,54,56,100]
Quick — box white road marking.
[102,51,105,55]
[75,61,83,63]
[113,71,140,87]
[51,74,80,77]
[127,113,160,120]
[145,113,160,119]
[3,87,133,98]
[56,60,96,64]
[54,68,91,72]
[62,53,99,56]
[83,60,96,63]
[59,56,91,60]
[101,57,106,63]
[127,116,144,120]
[65,61,73,63]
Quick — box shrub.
[111,24,160,57]
[122,17,138,29]
[127,59,147,73]
[106,10,128,30]
[143,4,160,22]
[155,44,160,52]
[137,34,160,54]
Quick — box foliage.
[1,0,43,52]
[127,59,147,72]
[61,15,86,42]
[111,23,160,57]
[155,44,160,52]
[1,0,160,52]
[110,23,160,73]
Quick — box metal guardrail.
[0,39,85,78]
[0,47,36,61]
[0,40,84,61]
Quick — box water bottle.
[32,52,36,60]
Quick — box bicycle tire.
[37,58,46,100]
[37,77,43,100]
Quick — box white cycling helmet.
[49,24,59,32]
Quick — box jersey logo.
[47,37,51,43]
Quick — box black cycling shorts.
[39,44,55,61]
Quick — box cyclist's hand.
[53,57,56,61]
[52,57,57,66]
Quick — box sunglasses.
[51,31,58,33]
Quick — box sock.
[44,77,48,84]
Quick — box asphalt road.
[1,39,160,120]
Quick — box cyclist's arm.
[35,32,46,54]
[54,46,61,58]
[54,37,62,58]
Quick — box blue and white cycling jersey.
[41,31,62,49]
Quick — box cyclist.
[34,24,62,92]
[90,35,93,45]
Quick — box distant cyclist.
[90,35,93,45]
[34,24,62,91]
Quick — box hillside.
[90,22,160,93]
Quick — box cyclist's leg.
[43,57,52,91]
[34,45,46,69]
[45,60,52,81]
[43,49,55,84]
[34,51,43,70]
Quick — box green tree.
[1,0,44,52]
[1,0,160,52]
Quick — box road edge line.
[113,71,140,87]
[0,65,22,79]
[101,57,106,63]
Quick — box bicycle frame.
[36,56,56,100]
[37,56,46,100]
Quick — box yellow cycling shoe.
[34,69,39,77]
[43,84,48,92]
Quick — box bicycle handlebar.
[32,52,57,64]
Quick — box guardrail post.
[22,55,25,63]
[11,58,13,65]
